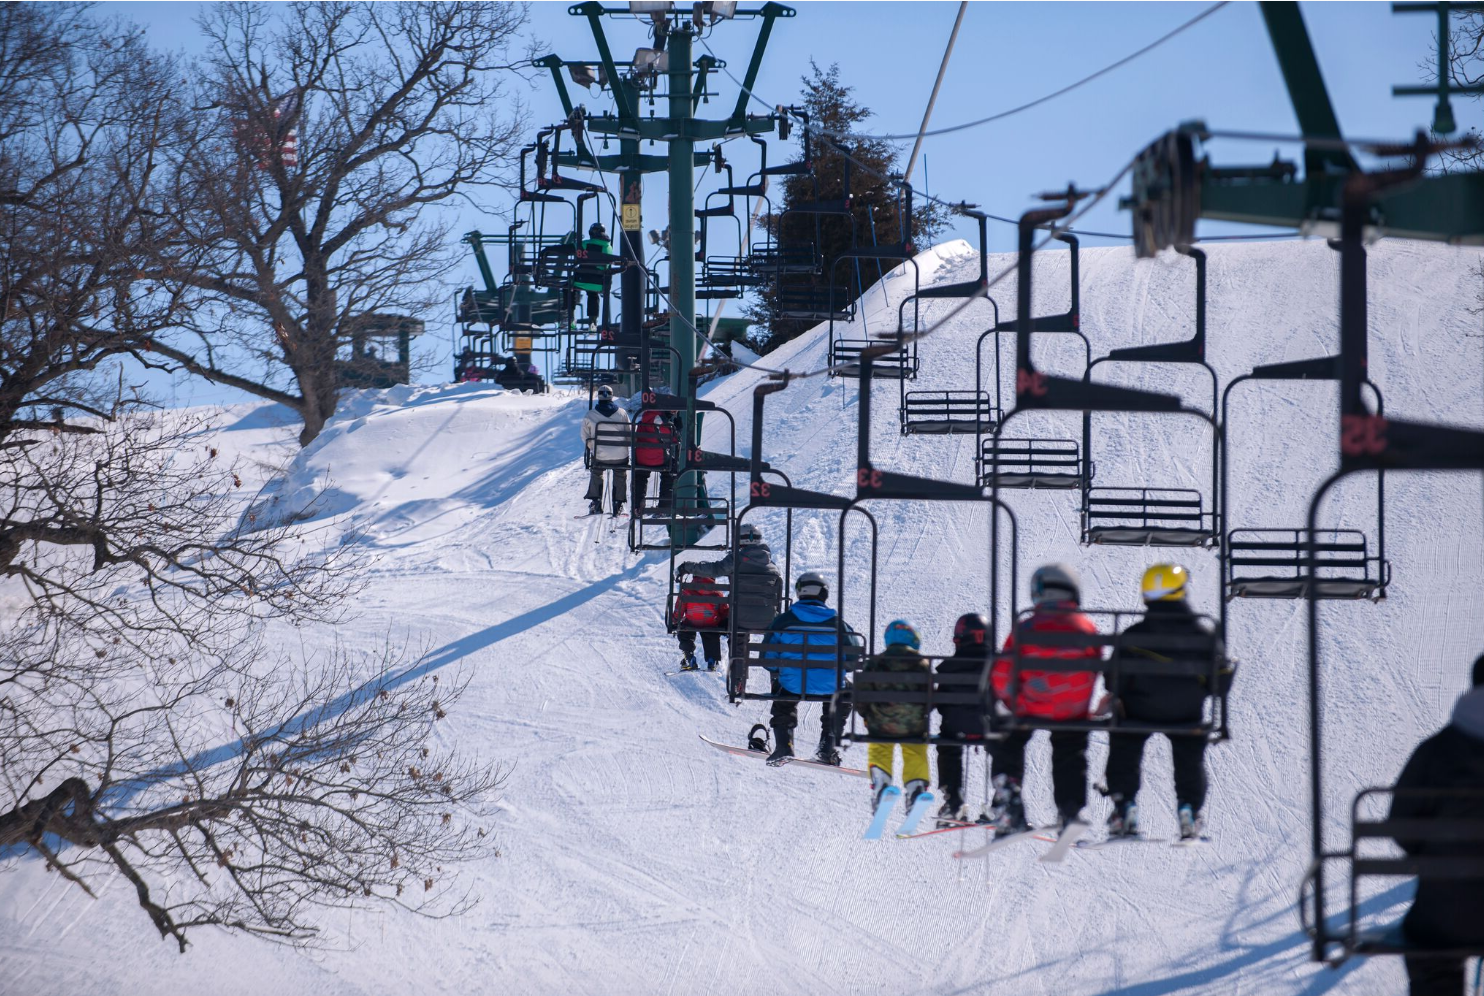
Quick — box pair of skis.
[863,787,936,840]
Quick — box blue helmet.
[883,619,921,650]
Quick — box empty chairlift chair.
[1080,246,1219,548]
[899,209,1000,433]
[1221,351,1390,601]
[977,233,1093,490]
[827,179,923,381]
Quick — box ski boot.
[766,726,793,767]
[903,779,929,811]
[705,657,720,672]
[587,499,602,515]
[611,501,625,517]
[988,774,1027,834]
[935,791,968,829]
[870,766,893,814]
[813,731,842,767]
[678,652,699,672]
[746,723,770,753]
[1107,798,1139,838]
[1177,803,1203,841]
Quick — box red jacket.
[990,603,1100,720]
[635,410,674,468]
[673,577,727,628]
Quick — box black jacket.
[1109,601,1230,725]
[679,542,782,631]
[1390,687,1484,946]
[935,651,990,737]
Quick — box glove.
[676,562,696,576]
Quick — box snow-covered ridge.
[3,237,1482,995]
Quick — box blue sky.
[111,1,1454,402]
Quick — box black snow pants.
[1104,731,1210,811]
[986,728,1088,820]
[584,462,627,511]
[770,681,848,750]
[677,629,721,661]
[936,731,986,808]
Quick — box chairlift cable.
[903,1,969,185]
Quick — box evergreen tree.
[746,62,947,353]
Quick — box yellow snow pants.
[867,742,930,785]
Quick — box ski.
[898,818,993,840]
[698,735,869,778]
[953,826,1041,860]
[665,668,720,677]
[864,786,902,840]
[1032,833,1167,849]
[1039,820,1089,864]
[1170,835,1212,848]
[895,791,935,837]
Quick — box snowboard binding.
[746,723,770,753]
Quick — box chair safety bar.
[900,391,1000,435]
[978,437,1085,488]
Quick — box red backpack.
[675,577,727,628]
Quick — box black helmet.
[589,221,607,237]
[738,523,763,546]
[1031,563,1079,605]
[953,612,989,649]
[795,571,828,601]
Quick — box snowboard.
[698,735,869,778]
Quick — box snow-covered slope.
[3,238,1483,996]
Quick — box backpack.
[675,577,727,628]
[733,544,783,630]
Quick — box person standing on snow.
[676,523,783,680]
[934,612,993,827]
[1387,655,1484,996]
[760,571,861,767]
[631,408,677,511]
[579,384,629,515]
[857,620,933,814]
[1103,563,1231,841]
[987,563,1100,834]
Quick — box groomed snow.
[3,237,1482,995]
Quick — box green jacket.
[856,645,930,738]
[574,236,611,291]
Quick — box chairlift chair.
[1079,246,1220,548]
[975,233,1094,489]
[1221,348,1389,601]
[1298,150,1484,967]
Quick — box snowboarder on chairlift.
[580,384,629,515]
[987,563,1100,834]
[858,620,932,814]
[671,574,728,672]
[760,571,861,767]
[677,522,783,682]
[934,612,994,827]
[1386,655,1484,996]
[1103,564,1231,842]
[632,408,677,511]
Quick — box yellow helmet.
[1141,563,1189,602]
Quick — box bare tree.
[0,4,503,949]
[149,1,529,445]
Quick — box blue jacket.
[761,599,862,695]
